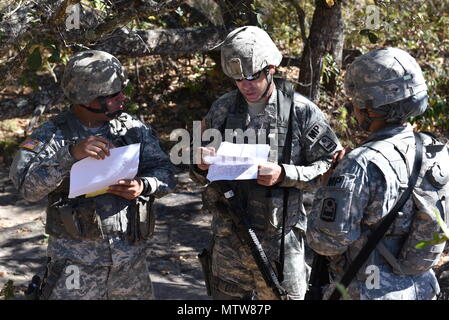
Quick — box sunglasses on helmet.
[100,91,122,100]
[235,66,269,82]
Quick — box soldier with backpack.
[306,47,449,300]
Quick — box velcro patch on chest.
[320,198,337,222]
[19,138,42,151]
[327,174,357,188]
[318,135,337,153]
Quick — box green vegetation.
[335,282,351,300]
[0,136,22,166]
[415,209,449,249]
[0,280,15,300]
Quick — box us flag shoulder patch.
[19,138,41,150]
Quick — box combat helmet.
[62,50,128,117]
[344,47,428,128]
[220,26,282,80]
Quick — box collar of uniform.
[76,117,110,136]
[367,123,413,141]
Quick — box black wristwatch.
[140,177,151,195]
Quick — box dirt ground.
[0,166,212,300]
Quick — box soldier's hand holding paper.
[68,143,140,198]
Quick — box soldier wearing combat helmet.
[10,50,175,300]
[191,26,342,300]
[307,47,449,300]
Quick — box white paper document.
[68,143,140,198]
[206,142,270,181]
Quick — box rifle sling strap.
[217,181,288,299]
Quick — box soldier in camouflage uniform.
[9,50,176,300]
[190,26,342,300]
[307,47,448,300]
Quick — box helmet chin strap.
[80,96,122,120]
[250,67,273,103]
[359,108,386,131]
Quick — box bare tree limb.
[92,26,227,56]
[0,0,188,89]
[289,0,308,44]
[70,0,187,43]
[0,82,64,121]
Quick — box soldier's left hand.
[107,178,144,200]
[257,162,285,186]
[331,148,349,169]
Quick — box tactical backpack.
[329,132,449,299]
[394,133,449,274]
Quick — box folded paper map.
[206,142,270,181]
[68,143,140,198]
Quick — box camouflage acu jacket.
[191,80,342,244]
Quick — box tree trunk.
[297,0,344,103]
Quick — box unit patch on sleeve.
[305,122,325,143]
[320,198,337,222]
[19,138,42,150]
[326,174,357,191]
[318,135,337,153]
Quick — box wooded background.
[0,0,448,165]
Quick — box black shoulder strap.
[328,132,424,300]
[276,79,295,282]
[274,78,294,133]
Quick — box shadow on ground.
[0,167,211,300]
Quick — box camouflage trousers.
[210,227,309,300]
[42,255,154,300]
[41,238,154,300]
